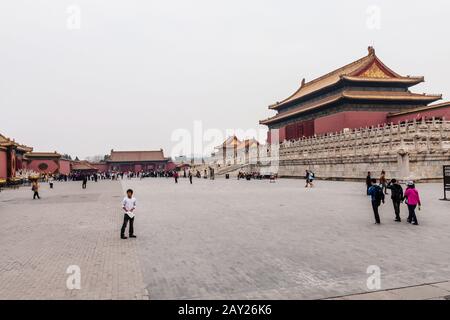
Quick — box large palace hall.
[260,47,450,143]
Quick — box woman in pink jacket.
[404,181,421,225]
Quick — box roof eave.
[342,93,442,102]
[388,100,450,117]
[342,75,424,85]
[260,93,443,126]
[269,76,426,111]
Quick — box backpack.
[373,185,383,203]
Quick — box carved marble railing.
[276,119,450,161]
[255,119,450,180]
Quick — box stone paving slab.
[328,281,450,300]
[119,178,450,300]
[1,178,450,299]
[388,284,450,300]
[431,281,450,292]
[333,291,399,300]
[0,181,147,300]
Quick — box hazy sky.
[1,0,449,159]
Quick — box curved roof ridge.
[303,49,374,88]
[269,47,378,109]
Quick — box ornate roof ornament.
[368,46,375,56]
[301,78,306,87]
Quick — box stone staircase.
[216,164,249,176]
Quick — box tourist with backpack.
[309,171,315,187]
[368,178,385,224]
[305,170,315,188]
[387,179,404,222]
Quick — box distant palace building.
[211,136,260,167]
[102,149,171,172]
[260,47,450,142]
[1,130,174,181]
[249,47,450,181]
[0,133,32,181]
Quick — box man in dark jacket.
[368,179,385,224]
[82,175,87,189]
[387,179,404,222]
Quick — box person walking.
[188,171,193,184]
[174,171,179,183]
[305,170,311,188]
[309,171,315,187]
[380,170,388,194]
[404,181,421,225]
[82,175,87,189]
[121,189,137,239]
[366,171,372,195]
[387,179,404,222]
[368,179,385,224]
[32,180,40,200]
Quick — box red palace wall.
[279,126,286,142]
[314,111,388,135]
[267,111,389,143]
[0,150,7,179]
[16,156,25,171]
[285,120,315,140]
[59,159,71,175]
[387,107,450,123]
[27,159,59,174]
[109,162,169,172]
[165,162,176,171]
[91,163,109,173]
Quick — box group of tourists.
[174,169,214,184]
[366,171,422,225]
[237,171,264,180]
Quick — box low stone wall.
[263,119,450,182]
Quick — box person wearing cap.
[404,181,421,225]
[387,179,404,222]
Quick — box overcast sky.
[1,0,449,159]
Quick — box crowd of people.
[14,166,425,227]
[238,171,260,180]
[27,168,207,198]
[15,169,40,179]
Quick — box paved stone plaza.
[1,178,450,299]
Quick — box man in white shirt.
[121,189,137,239]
